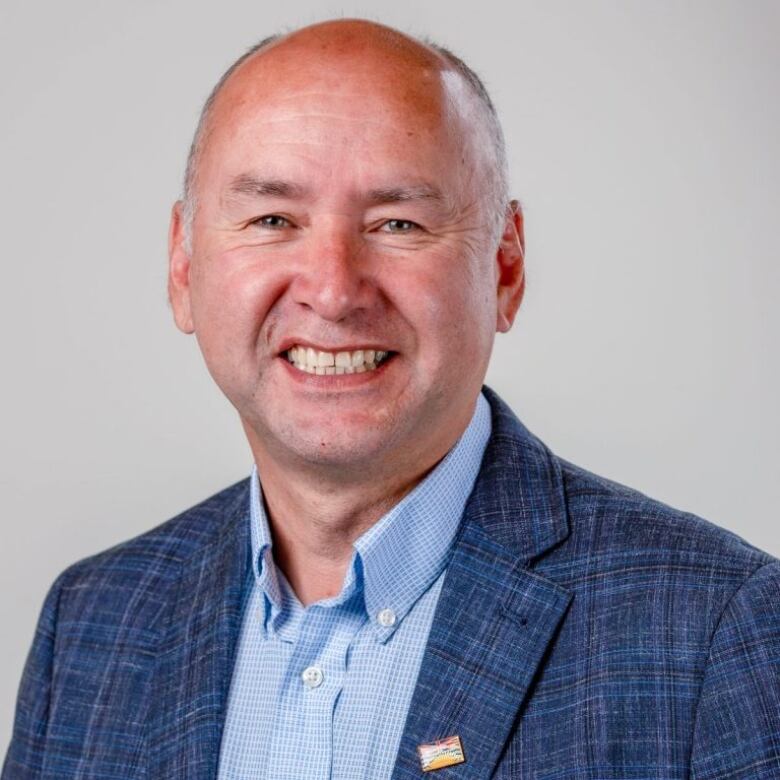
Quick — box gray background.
[1,0,778,748]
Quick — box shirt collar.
[249,392,492,642]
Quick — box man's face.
[169,33,524,480]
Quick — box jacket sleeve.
[691,561,780,779]
[2,573,67,779]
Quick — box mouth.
[283,345,394,375]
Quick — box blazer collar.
[391,386,573,779]
[469,385,570,562]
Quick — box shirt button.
[377,608,397,627]
[301,665,324,689]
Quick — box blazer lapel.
[147,481,251,780]
[392,387,574,779]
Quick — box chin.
[292,430,393,467]
[245,413,392,469]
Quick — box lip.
[277,351,396,385]
[276,338,394,356]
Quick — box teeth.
[286,345,391,375]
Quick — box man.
[3,18,779,780]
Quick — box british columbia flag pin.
[417,735,466,772]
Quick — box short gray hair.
[181,29,509,250]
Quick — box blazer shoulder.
[55,477,251,594]
[556,457,775,576]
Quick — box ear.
[495,200,525,333]
[168,200,195,334]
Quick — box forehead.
[197,37,479,190]
[219,24,451,116]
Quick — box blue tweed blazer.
[4,388,780,779]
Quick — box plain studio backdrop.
[1,0,778,748]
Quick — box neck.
[252,452,436,606]
[242,398,478,606]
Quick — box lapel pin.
[417,735,466,772]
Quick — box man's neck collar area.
[249,392,492,642]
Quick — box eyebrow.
[225,175,309,200]
[366,185,445,205]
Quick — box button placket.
[266,589,366,779]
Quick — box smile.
[285,345,392,375]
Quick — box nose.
[290,220,373,322]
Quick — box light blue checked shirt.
[217,393,491,780]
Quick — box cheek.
[189,263,281,397]
[189,250,289,348]
[407,263,496,337]
[401,265,495,361]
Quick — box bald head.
[181,20,509,248]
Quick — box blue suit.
[4,388,780,778]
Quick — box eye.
[379,219,420,233]
[251,214,292,229]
